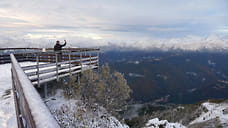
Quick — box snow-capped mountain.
[101,35,228,52]
[1,35,228,52]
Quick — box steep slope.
[141,100,228,128]
[45,89,129,128]
[188,101,228,128]
[108,52,228,104]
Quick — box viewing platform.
[0,48,99,128]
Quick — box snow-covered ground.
[123,104,144,119]
[144,118,186,128]
[0,63,16,128]
[144,101,228,128]
[190,102,228,125]
[45,89,129,128]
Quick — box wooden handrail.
[0,47,100,51]
[0,48,100,64]
[11,54,60,128]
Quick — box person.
[54,40,67,64]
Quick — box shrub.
[65,64,132,117]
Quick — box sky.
[0,0,228,50]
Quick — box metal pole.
[44,83,47,98]
[36,53,40,87]
[55,53,59,82]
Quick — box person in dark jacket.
[54,40,67,63]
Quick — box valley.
[101,51,228,104]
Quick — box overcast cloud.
[0,0,227,50]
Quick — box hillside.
[102,51,228,104]
[125,100,228,128]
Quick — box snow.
[0,63,17,128]
[10,54,60,128]
[128,73,144,77]
[190,102,228,125]
[123,104,144,119]
[144,118,186,128]
[185,72,198,77]
[45,89,129,128]
[208,60,216,66]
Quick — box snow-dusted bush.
[64,64,132,118]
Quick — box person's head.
[56,40,60,44]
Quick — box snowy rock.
[190,102,228,125]
[144,118,186,128]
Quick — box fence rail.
[0,48,99,64]
[11,54,60,128]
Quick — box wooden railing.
[0,48,100,64]
[7,48,100,128]
[1,48,99,86]
[11,54,60,128]
[22,51,99,86]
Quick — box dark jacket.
[54,42,66,51]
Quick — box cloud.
[0,0,227,50]
[1,32,228,53]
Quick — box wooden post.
[48,54,51,62]
[68,51,71,72]
[97,50,99,69]
[55,53,59,82]
[77,73,80,85]
[36,53,40,87]
[11,68,23,128]
[89,51,92,68]
[80,50,82,71]
[0,51,2,64]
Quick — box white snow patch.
[208,60,216,66]
[123,104,144,119]
[185,72,198,77]
[128,73,144,77]
[144,118,186,128]
[0,63,17,128]
[190,102,228,125]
